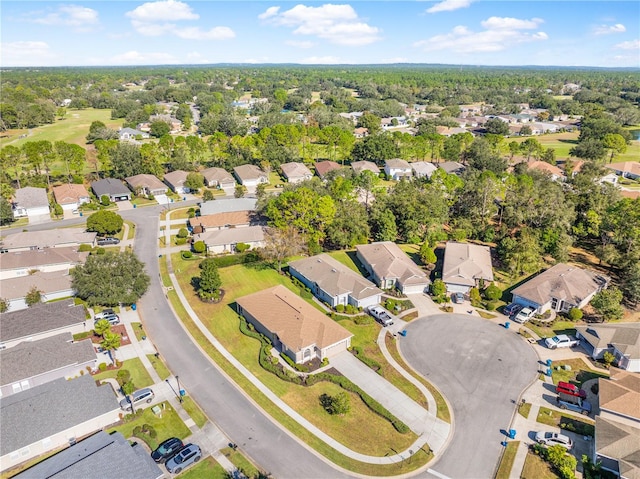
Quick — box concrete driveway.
[400,313,538,479]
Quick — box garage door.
[402,283,429,294]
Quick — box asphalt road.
[400,313,538,479]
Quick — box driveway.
[400,313,538,479]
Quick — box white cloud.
[593,23,626,35]
[126,0,234,40]
[260,4,381,46]
[0,41,54,66]
[614,39,640,50]
[285,40,316,49]
[299,56,342,64]
[27,5,99,32]
[426,0,473,14]
[414,16,548,53]
[110,50,179,65]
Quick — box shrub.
[486,301,498,311]
[469,287,482,307]
[79,244,92,252]
[431,279,446,297]
[208,251,260,268]
[116,369,131,387]
[98,362,107,371]
[100,195,111,206]
[568,308,583,321]
[336,304,345,313]
[96,247,106,255]
[177,228,189,239]
[175,237,187,245]
[603,351,615,367]
[345,304,355,315]
[193,240,206,254]
[182,251,193,259]
[484,284,502,301]
[235,242,250,253]
[279,352,309,372]
[351,346,381,371]
[320,392,350,415]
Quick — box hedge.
[209,251,260,268]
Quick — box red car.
[556,381,587,399]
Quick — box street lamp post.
[176,375,183,403]
[165,378,180,402]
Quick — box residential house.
[436,126,470,137]
[575,324,640,372]
[192,225,265,254]
[233,165,268,192]
[381,117,407,130]
[188,211,255,233]
[442,242,494,294]
[117,127,149,141]
[12,187,49,221]
[411,161,437,179]
[13,431,163,479]
[0,375,119,472]
[289,254,383,309]
[0,228,96,253]
[351,161,380,176]
[314,161,342,179]
[353,127,369,138]
[384,159,413,181]
[527,160,566,182]
[0,246,88,280]
[598,368,640,425]
[438,161,466,175]
[236,285,353,364]
[125,174,168,197]
[0,300,87,349]
[459,104,484,117]
[52,184,90,211]
[530,122,559,135]
[202,167,236,191]
[91,178,131,202]
[0,333,96,397]
[164,170,191,194]
[281,162,313,183]
[356,242,430,294]
[511,263,610,315]
[149,114,181,133]
[199,198,257,216]
[606,161,640,181]
[1,270,74,312]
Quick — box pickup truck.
[556,392,591,415]
[368,306,394,327]
[544,334,580,349]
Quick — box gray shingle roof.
[233,164,267,183]
[0,228,96,251]
[351,161,380,175]
[125,174,166,192]
[0,247,88,271]
[91,178,130,197]
[199,198,257,216]
[13,187,49,209]
[1,375,118,456]
[201,167,235,187]
[163,170,189,188]
[576,323,640,360]
[14,431,163,479]
[0,300,86,343]
[0,270,73,300]
[280,162,312,180]
[194,225,265,246]
[356,242,430,288]
[1,333,96,386]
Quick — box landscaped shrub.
[209,251,260,268]
[235,242,250,253]
[336,304,345,313]
[486,301,498,311]
[568,308,583,321]
[484,284,502,301]
[175,237,187,245]
[469,287,482,307]
[345,304,355,314]
[98,362,107,371]
[100,195,111,206]
[181,251,193,259]
[533,443,577,479]
[79,244,92,252]
[279,352,309,372]
[352,314,373,325]
[320,392,350,415]
[192,241,206,254]
[351,346,381,372]
[177,228,189,239]
[95,247,106,255]
[431,279,446,298]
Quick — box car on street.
[513,307,535,323]
[452,292,465,304]
[151,437,184,463]
[368,305,394,326]
[535,431,573,450]
[95,313,120,325]
[94,308,115,320]
[97,237,120,246]
[503,303,523,317]
[120,387,155,411]
[165,443,202,474]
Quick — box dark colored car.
[151,437,184,463]
[165,443,202,474]
[503,303,523,317]
[452,292,465,304]
[97,237,120,246]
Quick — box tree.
[71,251,151,306]
[202,189,215,202]
[234,184,246,198]
[519,125,532,136]
[94,319,112,337]
[484,284,502,301]
[111,142,144,178]
[602,133,627,163]
[150,120,171,138]
[260,226,305,273]
[101,331,121,364]
[25,286,42,306]
[369,207,398,242]
[499,228,542,276]
[591,287,624,321]
[570,138,606,161]
[420,242,437,266]
[430,279,446,297]
[622,262,640,308]
[86,210,124,235]
[193,241,206,254]
[351,134,400,164]
[319,392,350,415]
[86,120,118,144]
[325,201,369,249]
[185,172,204,192]
[0,197,14,226]
[195,259,222,301]
[357,112,382,135]
[484,117,510,136]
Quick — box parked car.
[535,431,573,450]
[97,237,120,246]
[513,307,535,323]
[503,303,523,317]
[151,437,184,463]
[556,381,587,399]
[368,305,394,326]
[120,387,155,411]
[544,334,580,349]
[452,292,465,304]
[94,308,115,320]
[165,443,202,474]
[557,392,592,415]
[95,313,120,325]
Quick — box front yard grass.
[521,449,559,479]
[548,358,609,387]
[147,354,171,381]
[518,401,532,419]
[536,406,595,436]
[495,441,519,479]
[181,396,208,428]
[176,456,227,479]
[93,357,154,388]
[526,320,577,340]
[221,447,261,478]
[107,401,191,450]
[131,322,146,342]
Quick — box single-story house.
[356,242,430,294]
[233,165,269,190]
[0,228,96,253]
[0,246,88,280]
[0,333,96,397]
[236,285,353,364]
[0,299,87,349]
[438,161,466,175]
[289,254,383,309]
[0,375,120,472]
[527,161,566,182]
[351,161,380,176]
[606,161,640,180]
[594,416,640,479]
[12,187,49,221]
[52,184,91,211]
[511,263,610,314]
[442,242,494,294]
[13,431,164,479]
[411,161,437,179]
[384,159,413,181]
[188,211,254,233]
[201,167,236,190]
[163,170,192,194]
[192,225,265,254]
[314,161,342,179]
[575,324,640,372]
[353,127,369,138]
[598,368,640,425]
[1,270,74,312]
[125,174,168,197]
[118,127,149,141]
[280,162,313,183]
[91,179,131,202]
[199,198,257,216]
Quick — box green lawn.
[147,354,171,381]
[326,250,361,272]
[221,447,260,478]
[181,396,208,428]
[131,322,146,342]
[526,320,577,340]
[521,450,559,479]
[495,441,519,479]
[93,357,154,388]
[548,358,609,387]
[518,401,532,419]
[537,406,595,436]
[107,401,191,450]
[176,456,227,479]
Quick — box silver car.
[120,387,155,411]
[165,443,202,474]
[535,431,573,450]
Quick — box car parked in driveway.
[120,387,155,411]
[556,381,587,399]
[452,292,465,304]
[95,313,120,325]
[97,237,120,246]
[151,437,184,463]
[535,431,573,450]
[513,307,535,323]
[94,308,115,320]
[165,443,201,474]
[368,305,394,326]
[503,303,522,317]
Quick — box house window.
[20,447,30,457]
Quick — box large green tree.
[195,258,222,301]
[86,210,124,235]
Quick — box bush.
[320,392,350,415]
[100,195,111,206]
[486,301,498,311]
[484,284,502,301]
[177,228,189,239]
[96,247,106,255]
[345,304,356,314]
[336,304,345,313]
[235,242,250,253]
[193,241,206,254]
[182,251,193,259]
[116,369,131,387]
[568,308,583,321]
[79,244,92,252]
[208,251,260,268]
[175,237,187,245]
[469,287,482,307]
[431,279,446,297]
[279,352,309,372]
[98,362,107,371]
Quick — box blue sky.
[1,1,639,67]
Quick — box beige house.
[606,161,640,180]
[576,324,640,372]
[125,174,168,197]
[192,225,265,254]
[1,270,74,312]
[280,162,313,183]
[0,246,88,280]
[442,242,494,294]
[163,170,191,194]
[384,159,412,180]
[188,211,254,233]
[12,187,49,221]
[233,165,269,191]
[351,161,380,175]
[236,285,353,364]
[314,161,342,179]
[201,167,236,191]
[52,184,90,211]
[0,228,96,252]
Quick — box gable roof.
[0,270,73,300]
[512,263,609,307]
[189,211,253,229]
[314,161,342,178]
[125,174,166,191]
[0,299,86,344]
[351,161,380,174]
[411,161,437,177]
[527,160,565,178]
[163,170,190,188]
[438,161,465,174]
[91,178,130,197]
[13,187,48,209]
[193,225,265,246]
[606,161,640,177]
[385,159,411,170]
[0,228,96,251]
[236,285,352,353]
[289,254,382,301]
[199,198,257,216]
[356,242,429,288]
[0,246,88,271]
[0,333,96,386]
[595,416,640,479]
[599,368,640,420]
[442,241,494,287]
[233,164,267,182]
[201,167,235,185]
[0,375,118,456]
[576,323,640,360]
[281,162,313,180]
[52,184,90,205]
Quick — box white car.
[535,431,573,450]
[513,307,535,323]
[368,306,394,326]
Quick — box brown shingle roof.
[351,161,380,174]
[599,368,640,420]
[236,285,352,353]
[52,184,90,205]
[0,270,73,300]
[233,164,267,182]
[201,167,235,186]
[356,242,429,288]
[314,161,342,178]
[125,174,166,191]
[189,211,252,229]
[527,160,565,178]
[595,416,640,479]
[607,161,640,177]
[163,170,189,188]
[0,246,88,271]
[442,241,494,287]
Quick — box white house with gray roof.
[442,241,494,294]
[0,246,88,280]
[0,228,96,252]
[199,198,257,216]
[125,174,168,197]
[280,162,313,183]
[233,164,268,192]
[12,187,49,222]
[192,225,265,254]
[202,167,236,192]
[0,375,119,472]
[118,127,149,141]
[411,161,437,179]
[384,159,413,180]
[164,170,191,194]
[289,254,383,309]
[575,323,640,372]
[1,270,74,312]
